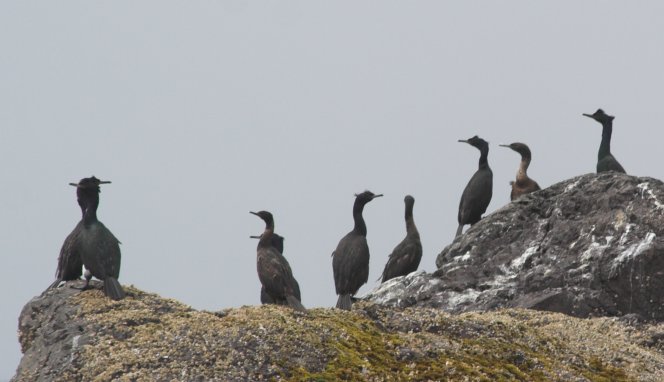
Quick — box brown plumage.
[499,142,540,201]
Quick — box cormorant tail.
[286,295,306,312]
[455,224,463,237]
[103,277,126,301]
[48,278,63,290]
[336,294,352,310]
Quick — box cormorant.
[582,109,626,174]
[250,233,301,304]
[332,190,382,310]
[250,211,305,311]
[64,176,125,300]
[379,195,422,283]
[456,136,493,237]
[72,176,125,300]
[499,142,541,200]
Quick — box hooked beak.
[582,113,593,118]
[458,139,468,143]
[373,194,384,199]
[249,211,259,217]
[249,235,261,239]
[498,144,510,148]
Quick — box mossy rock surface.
[13,281,664,381]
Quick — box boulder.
[12,281,664,381]
[367,173,664,321]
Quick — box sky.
[2,1,664,379]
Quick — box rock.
[366,173,664,321]
[11,282,664,381]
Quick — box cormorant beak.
[373,194,384,199]
[498,144,510,148]
[249,211,259,217]
[458,139,468,143]
[582,113,594,119]
[249,235,261,239]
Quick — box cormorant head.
[69,176,111,191]
[404,195,415,207]
[583,109,614,124]
[250,210,274,226]
[69,176,111,210]
[458,135,488,150]
[499,142,532,158]
[354,190,383,204]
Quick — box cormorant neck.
[478,145,489,169]
[517,155,531,183]
[82,199,99,226]
[599,120,613,159]
[258,221,275,248]
[352,201,367,236]
[405,204,418,236]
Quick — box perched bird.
[250,211,305,311]
[250,233,301,304]
[499,142,541,200]
[332,190,382,310]
[582,109,626,174]
[71,177,125,300]
[456,136,493,237]
[379,195,422,283]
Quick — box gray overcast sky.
[2,1,663,378]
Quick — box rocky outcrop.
[12,281,664,381]
[367,173,664,321]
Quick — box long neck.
[352,200,367,236]
[405,203,418,236]
[517,154,531,183]
[599,120,613,159]
[259,221,274,248]
[478,145,489,169]
[81,193,99,226]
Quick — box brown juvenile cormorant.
[456,136,493,237]
[582,109,626,174]
[71,177,125,300]
[332,190,382,310]
[250,211,305,311]
[499,142,541,200]
[379,195,422,283]
[250,233,301,304]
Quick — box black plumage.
[71,177,125,300]
[251,211,305,311]
[49,194,87,289]
[250,233,301,304]
[332,190,382,310]
[582,109,626,174]
[456,136,493,237]
[379,195,422,283]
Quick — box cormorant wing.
[258,247,299,299]
[54,221,84,281]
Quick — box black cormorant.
[71,177,125,300]
[582,109,626,174]
[250,233,301,304]
[250,211,305,311]
[456,136,493,237]
[499,142,541,200]
[332,190,382,310]
[379,195,422,283]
